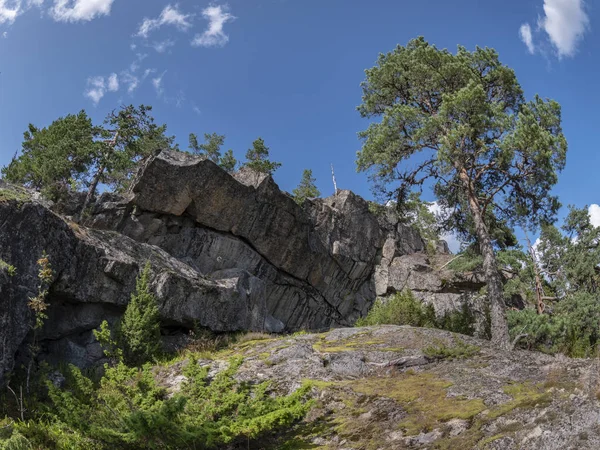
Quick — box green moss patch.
[0,187,30,204]
[350,372,486,436]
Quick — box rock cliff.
[0,150,484,385]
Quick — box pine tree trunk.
[459,169,510,349]
[80,165,104,217]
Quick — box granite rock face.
[87,151,427,330]
[0,197,278,385]
[0,150,486,385]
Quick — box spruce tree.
[120,262,161,365]
[292,169,321,204]
[244,137,281,175]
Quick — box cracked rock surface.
[165,326,600,450]
[0,151,485,386]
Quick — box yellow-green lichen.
[350,372,486,436]
[0,259,16,277]
[0,188,30,204]
[487,382,552,420]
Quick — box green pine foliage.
[1,111,99,201]
[119,263,161,366]
[356,290,476,336]
[0,358,312,449]
[189,133,238,172]
[446,251,484,273]
[1,105,174,202]
[505,206,600,357]
[292,169,321,204]
[188,132,224,163]
[243,137,281,175]
[356,291,437,328]
[219,149,238,173]
[509,292,600,357]
[356,37,567,347]
[538,206,600,297]
[403,192,440,254]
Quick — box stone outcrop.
[0,150,486,385]
[171,326,600,449]
[0,194,278,384]
[84,151,426,331]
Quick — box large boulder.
[0,194,278,385]
[89,151,420,329]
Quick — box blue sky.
[0,0,598,248]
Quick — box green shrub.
[34,358,312,449]
[356,291,437,328]
[508,291,600,357]
[0,260,16,277]
[436,303,476,336]
[0,431,32,450]
[357,290,477,336]
[423,338,480,360]
[119,262,161,365]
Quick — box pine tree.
[356,38,567,348]
[219,149,237,173]
[81,104,174,214]
[120,262,161,365]
[1,111,100,200]
[244,137,281,175]
[188,133,200,154]
[292,169,321,204]
[189,132,225,164]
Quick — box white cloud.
[128,52,147,73]
[130,43,136,51]
[2,31,7,38]
[152,71,165,95]
[84,72,119,104]
[192,104,201,115]
[84,75,107,105]
[152,38,175,53]
[0,0,43,25]
[51,0,115,23]
[120,66,152,95]
[540,0,589,58]
[107,72,118,91]
[192,5,234,48]
[589,204,600,228]
[519,23,535,54]
[121,71,138,94]
[0,0,24,24]
[135,4,192,39]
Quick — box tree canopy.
[1,111,100,199]
[356,37,567,347]
[538,206,600,297]
[189,132,225,163]
[292,169,321,204]
[189,132,238,172]
[2,104,174,208]
[244,137,281,175]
